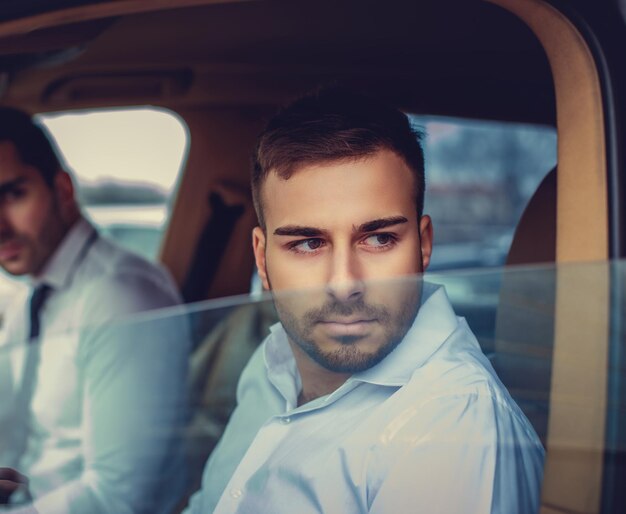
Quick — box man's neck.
[288,340,351,407]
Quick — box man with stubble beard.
[0,108,189,514]
[184,87,544,514]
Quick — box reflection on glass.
[2,262,626,512]
[0,305,191,514]
[413,115,557,271]
[185,273,546,514]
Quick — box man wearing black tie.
[0,108,189,514]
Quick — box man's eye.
[3,189,26,202]
[289,238,325,254]
[362,233,397,249]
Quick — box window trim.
[487,1,610,512]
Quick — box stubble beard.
[271,284,421,373]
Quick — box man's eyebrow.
[357,216,409,232]
[273,217,409,237]
[273,225,325,237]
[0,177,28,196]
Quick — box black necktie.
[28,284,51,340]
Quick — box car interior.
[0,0,623,512]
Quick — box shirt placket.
[213,412,296,513]
[213,377,368,513]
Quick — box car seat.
[493,167,557,444]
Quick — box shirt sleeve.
[27,272,190,514]
[368,391,544,514]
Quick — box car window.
[39,107,189,262]
[412,115,557,271]
[394,116,558,354]
[2,262,624,510]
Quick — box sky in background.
[38,107,189,192]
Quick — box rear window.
[411,115,557,271]
[39,106,189,262]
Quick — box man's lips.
[317,318,377,337]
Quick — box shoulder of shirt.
[72,235,182,311]
[85,236,166,277]
[396,366,542,452]
[85,235,173,285]
[396,321,541,443]
[403,319,519,411]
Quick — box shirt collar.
[351,282,459,387]
[264,281,459,402]
[33,217,96,291]
[264,323,302,409]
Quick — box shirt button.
[282,416,291,424]
[230,488,242,499]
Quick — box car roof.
[0,0,555,125]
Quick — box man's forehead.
[262,150,416,220]
[264,148,413,184]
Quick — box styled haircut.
[0,107,62,186]
[251,87,425,229]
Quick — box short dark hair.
[0,107,62,186]
[252,87,425,229]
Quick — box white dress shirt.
[185,283,544,514]
[0,218,190,514]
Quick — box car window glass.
[0,262,626,506]
[412,115,557,271]
[39,107,189,262]
[401,116,558,353]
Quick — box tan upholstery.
[489,1,611,511]
[494,168,557,444]
[185,301,277,493]
[506,168,556,266]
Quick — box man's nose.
[326,249,365,302]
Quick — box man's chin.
[311,350,384,374]
[304,336,398,373]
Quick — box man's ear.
[418,215,433,271]
[53,171,77,220]
[252,226,271,290]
